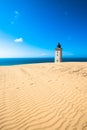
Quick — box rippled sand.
[0,62,87,130]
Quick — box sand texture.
[0,62,87,130]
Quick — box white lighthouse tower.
[55,43,62,62]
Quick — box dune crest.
[0,62,87,130]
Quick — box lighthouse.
[55,43,62,62]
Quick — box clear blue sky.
[0,0,87,58]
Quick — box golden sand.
[0,62,87,130]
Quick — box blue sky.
[0,0,87,58]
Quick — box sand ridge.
[0,62,87,130]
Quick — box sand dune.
[0,62,87,130]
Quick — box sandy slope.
[0,62,87,130]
